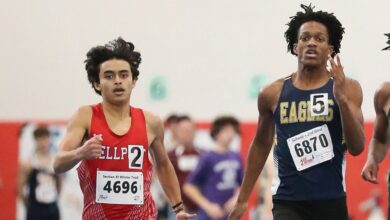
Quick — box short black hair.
[85,37,141,95]
[33,126,50,139]
[285,4,345,57]
[383,33,390,51]
[165,114,179,125]
[210,116,240,140]
[176,115,192,124]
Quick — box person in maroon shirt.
[168,115,201,215]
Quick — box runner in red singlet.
[53,37,195,220]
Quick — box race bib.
[96,171,144,205]
[287,124,334,171]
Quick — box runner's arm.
[53,106,93,173]
[148,114,182,206]
[339,79,365,156]
[228,86,276,220]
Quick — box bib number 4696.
[103,180,138,194]
[96,171,144,205]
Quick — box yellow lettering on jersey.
[280,102,289,124]
[280,100,334,124]
[316,114,325,121]
[298,101,307,122]
[289,101,298,123]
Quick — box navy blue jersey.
[272,76,347,200]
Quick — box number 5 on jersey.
[128,145,145,169]
[310,93,328,116]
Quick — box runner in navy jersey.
[229,4,365,220]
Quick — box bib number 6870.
[294,134,329,157]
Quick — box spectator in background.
[152,114,181,220]
[184,116,243,220]
[164,114,180,152]
[18,126,62,220]
[168,115,201,218]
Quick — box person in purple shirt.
[184,116,244,220]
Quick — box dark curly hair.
[285,4,345,57]
[85,37,141,95]
[382,33,390,50]
[210,116,240,140]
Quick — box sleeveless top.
[77,103,157,219]
[272,76,347,200]
[27,155,59,206]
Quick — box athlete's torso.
[272,76,347,200]
[77,103,157,220]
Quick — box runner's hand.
[328,54,347,104]
[77,135,103,160]
[228,202,247,220]
[361,158,379,184]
